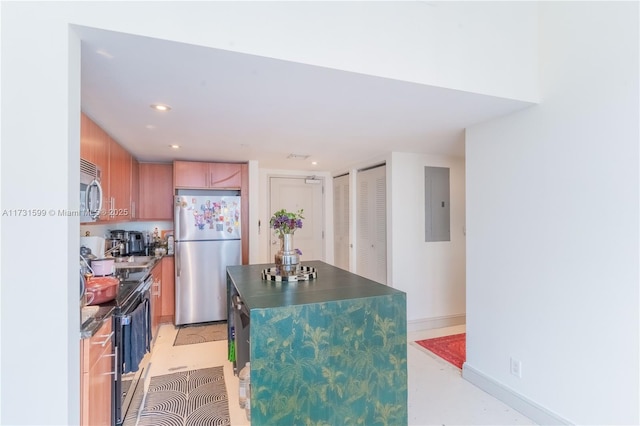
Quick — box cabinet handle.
[100,353,116,375]
[131,201,136,219]
[93,331,114,348]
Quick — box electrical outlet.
[510,357,522,378]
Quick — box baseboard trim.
[407,314,466,333]
[462,363,571,425]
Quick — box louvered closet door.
[333,174,350,271]
[356,165,387,284]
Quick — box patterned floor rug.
[134,367,230,426]
[173,322,228,346]
[415,333,466,369]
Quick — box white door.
[333,174,350,271]
[269,177,324,263]
[356,165,387,284]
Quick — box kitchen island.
[227,260,407,425]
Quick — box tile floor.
[135,323,534,425]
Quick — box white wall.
[1,4,82,425]
[70,1,538,103]
[465,2,639,424]
[389,152,466,327]
[1,2,537,424]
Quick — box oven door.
[114,277,152,425]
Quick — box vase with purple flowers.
[270,209,304,276]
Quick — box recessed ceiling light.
[145,124,156,130]
[311,161,318,165]
[150,103,171,112]
[170,144,180,149]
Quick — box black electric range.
[111,268,154,425]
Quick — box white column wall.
[465,2,639,424]
[389,152,466,325]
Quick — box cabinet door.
[108,138,132,221]
[80,113,110,222]
[174,161,209,188]
[139,163,173,220]
[81,319,113,426]
[209,163,242,188]
[80,113,109,174]
[161,256,175,323]
[131,158,139,219]
[150,264,162,342]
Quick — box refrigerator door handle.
[174,195,181,278]
[176,243,181,277]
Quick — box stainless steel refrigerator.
[174,190,242,325]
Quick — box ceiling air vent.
[287,153,310,160]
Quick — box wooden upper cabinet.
[108,138,132,221]
[138,163,173,220]
[209,163,242,188]
[131,158,139,220]
[173,161,209,188]
[174,161,242,189]
[81,113,135,222]
[81,113,110,221]
[80,113,109,174]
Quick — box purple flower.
[269,208,304,235]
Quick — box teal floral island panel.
[250,293,407,425]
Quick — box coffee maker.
[107,230,127,257]
[108,229,146,256]
[126,231,146,255]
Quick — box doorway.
[268,176,324,263]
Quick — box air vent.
[81,158,98,179]
[287,153,310,160]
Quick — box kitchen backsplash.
[81,220,173,242]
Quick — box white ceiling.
[79,26,532,173]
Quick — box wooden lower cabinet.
[80,319,113,426]
[161,256,175,324]
[150,263,162,344]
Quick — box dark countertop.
[80,256,162,339]
[227,260,405,310]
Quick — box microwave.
[80,158,103,222]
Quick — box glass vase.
[274,233,300,276]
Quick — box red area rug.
[415,333,466,369]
